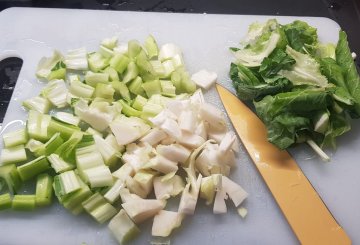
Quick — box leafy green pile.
[229,19,360,158]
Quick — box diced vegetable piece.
[144,35,159,59]
[23,96,51,114]
[55,112,80,126]
[221,176,248,207]
[122,62,139,84]
[27,110,51,142]
[0,193,12,211]
[122,199,166,224]
[88,52,109,72]
[64,47,88,70]
[160,80,176,97]
[152,210,183,237]
[0,164,22,194]
[132,95,148,111]
[128,76,145,96]
[104,179,123,203]
[47,61,66,81]
[83,165,113,188]
[102,37,118,50]
[142,80,161,98]
[140,128,167,146]
[125,176,148,198]
[110,53,130,74]
[108,209,141,244]
[95,83,115,100]
[159,43,181,61]
[17,156,50,181]
[56,170,82,197]
[191,70,217,90]
[119,188,142,203]
[69,80,95,99]
[42,79,68,108]
[99,45,114,58]
[133,170,157,195]
[36,50,63,79]
[105,134,125,153]
[162,60,175,78]
[156,144,191,164]
[93,134,120,166]
[0,145,27,165]
[119,100,142,117]
[128,40,143,59]
[91,202,118,224]
[35,173,53,206]
[2,128,28,148]
[237,207,248,218]
[12,195,36,211]
[213,188,227,214]
[153,174,184,200]
[112,80,131,102]
[82,192,107,212]
[147,155,178,174]
[141,103,163,119]
[110,116,150,145]
[48,154,75,173]
[103,66,120,81]
[48,117,80,141]
[200,175,222,205]
[112,163,135,182]
[85,71,109,87]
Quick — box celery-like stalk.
[162,60,175,78]
[17,156,50,181]
[55,131,83,162]
[93,135,120,166]
[104,179,123,203]
[85,71,109,87]
[55,112,80,126]
[12,195,36,211]
[150,60,165,77]
[144,35,159,59]
[85,127,103,137]
[25,139,45,157]
[141,103,163,119]
[27,110,51,142]
[48,154,75,173]
[69,80,95,99]
[101,37,118,49]
[23,96,51,114]
[0,145,27,165]
[122,62,139,84]
[142,80,161,98]
[103,66,119,81]
[119,100,142,117]
[90,203,117,224]
[2,128,28,148]
[36,50,63,79]
[47,61,66,81]
[112,80,131,102]
[95,83,115,100]
[88,52,109,72]
[54,170,81,197]
[64,47,88,70]
[160,80,176,97]
[44,132,64,156]
[99,45,114,58]
[110,54,130,74]
[0,164,22,194]
[132,95,148,111]
[0,193,12,211]
[41,79,68,108]
[82,192,107,212]
[83,165,113,188]
[128,40,142,60]
[108,209,140,244]
[128,76,146,96]
[136,50,156,76]
[35,173,53,206]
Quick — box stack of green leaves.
[229,19,360,159]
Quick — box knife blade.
[216,84,351,245]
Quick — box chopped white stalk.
[178,175,202,215]
[194,121,207,139]
[122,199,166,224]
[101,36,118,49]
[213,188,228,214]
[190,89,205,104]
[104,179,124,203]
[105,134,125,153]
[219,149,236,167]
[178,131,205,149]
[148,155,178,174]
[36,50,63,78]
[178,110,196,133]
[195,143,220,176]
[160,136,176,145]
[64,47,88,70]
[159,43,182,61]
[94,134,119,166]
[152,210,184,237]
[207,126,227,143]
[112,163,135,182]
[200,176,216,205]
[160,118,182,140]
[200,103,226,130]
[171,54,184,68]
[149,109,177,126]
[108,209,140,245]
[153,175,184,200]
[222,176,248,207]
[125,176,148,198]
[191,70,217,90]
[140,128,168,146]
[119,187,143,203]
[165,100,185,115]
[133,170,157,195]
[55,112,80,126]
[42,79,68,108]
[237,207,248,218]
[23,96,51,114]
[59,170,81,195]
[156,144,191,164]
[113,43,128,54]
[219,131,236,153]
[77,107,114,132]
[83,165,113,188]
[231,136,240,153]
[110,121,142,146]
[306,139,330,162]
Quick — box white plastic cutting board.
[0,7,359,245]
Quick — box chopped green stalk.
[122,62,139,84]
[128,40,142,60]
[142,80,161,98]
[17,156,50,181]
[0,193,12,210]
[36,50,63,79]
[128,76,146,96]
[76,146,104,170]
[99,45,114,58]
[141,103,163,119]
[23,96,51,114]
[27,110,51,142]
[162,60,175,78]
[3,128,28,148]
[41,79,68,108]
[171,70,183,92]
[144,35,159,59]
[56,170,81,197]
[90,203,117,224]
[160,80,176,97]
[110,54,130,74]
[88,52,109,72]
[44,132,64,156]
[104,179,123,203]
[132,95,148,111]
[136,50,156,76]
[95,83,115,100]
[12,195,36,211]
[150,60,165,77]
[85,71,109,87]
[48,117,81,141]
[103,66,120,81]
[119,100,142,117]
[93,135,120,166]
[64,47,88,71]
[306,139,330,162]
[82,192,107,212]
[105,134,125,153]
[48,154,75,173]
[112,80,131,102]
[180,71,196,93]
[108,209,140,244]
[35,173,53,206]
[85,127,103,137]
[47,61,66,81]
[0,145,27,165]
[69,80,95,99]
[0,164,22,194]
[83,165,113,188]
[101,37,118,50]
[55,131,83,162]
[55,112,80,126]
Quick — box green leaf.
[320,57,348,89]
[335,31,360,117]
[259,48,295,78]
[321,112,351,149]
[283,20,318,54]
[316,43,336,60]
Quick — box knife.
[216,84,351,245]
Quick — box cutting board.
[1,7,359,245]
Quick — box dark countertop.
[1,0,360,123]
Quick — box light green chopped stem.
[17,156,50,181]
[2,128,28,148]
[0,193,12,211]
[0,144,27,165]
[12,195,36,211]
[35,173,53,206]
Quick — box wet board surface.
[0,7,359,245]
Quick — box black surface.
[0,0,359,123]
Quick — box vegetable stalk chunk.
[17,156,50,181]
[12,195,36,211]
[152,210,184,237]
[35,173,53,206]
[191,70,217,90]
[2,128,28,148]
[122,199,166,224]
[0,145,27,165]
[0,193,12,211]
[108,209,140,244]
